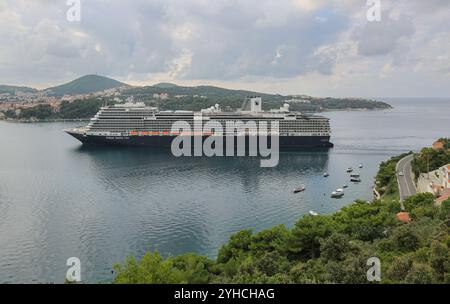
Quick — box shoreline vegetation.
[112,146,450,284]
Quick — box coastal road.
[396,154,417,209]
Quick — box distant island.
[0,75,392,121]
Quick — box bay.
[0,98,448,283]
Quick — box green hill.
[46,75,129,96]
[123,84,392,112]
[0,85,37,95]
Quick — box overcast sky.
[0,0,449,97]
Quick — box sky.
[0,0,449,97]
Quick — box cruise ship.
[65,97,333,149]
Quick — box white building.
[437,164,450,189]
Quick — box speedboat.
[323,173,330,177]
[294,185,306,193]
[343,184,348,189]
[351,177,361,183]
[309,210,319,216]
[359,163,363,168]
[346,167,353,173]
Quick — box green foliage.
[59,98,112,119]
[123,84,391,112]
[392,225,420,252]
[113,252,183,284]
[20,104,54,119]
[332,200,397,241]
[113,252,214,284]
[319,233,353,261]
[412,143,450,177]
[404,263,437,284]
[288,216,333,259]
[403,193,436,218]
[8,98,114,120]
[47,75,127,96]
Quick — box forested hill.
[124,83,392,112]
[45,75,129,96]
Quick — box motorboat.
[294,185,306,193]
[331,191,345,198]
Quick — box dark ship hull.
[66,131,333,150]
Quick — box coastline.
[1,106,392,123]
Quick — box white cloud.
[0,0,448,96]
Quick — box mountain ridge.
[45,75,129,96]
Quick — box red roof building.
[396,212,411,223]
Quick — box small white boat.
[323,173,330,177]
[309,210,319,216]
[359,163,363,168]
[351,177,362,183]
[331,191,345,198]
[343,184,348,189]
[346,167,353,173]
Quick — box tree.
[386,255,413,282]
[404,263,436,284]
[392,225,420,252]
[171,253,213,284]
[249,225,289,256]
[288,216,334,259]
[319,233,353,261]
[428,241,450,279]
[113,252,184,284]
[403,193,436,215]
[217,230,252,263]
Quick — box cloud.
[0,0,448,97]
[354,15,415,56]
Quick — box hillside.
[0,85,37,95]
[45,75,129,96]
[123,83,392,112]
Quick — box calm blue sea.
[0,98,448,283]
